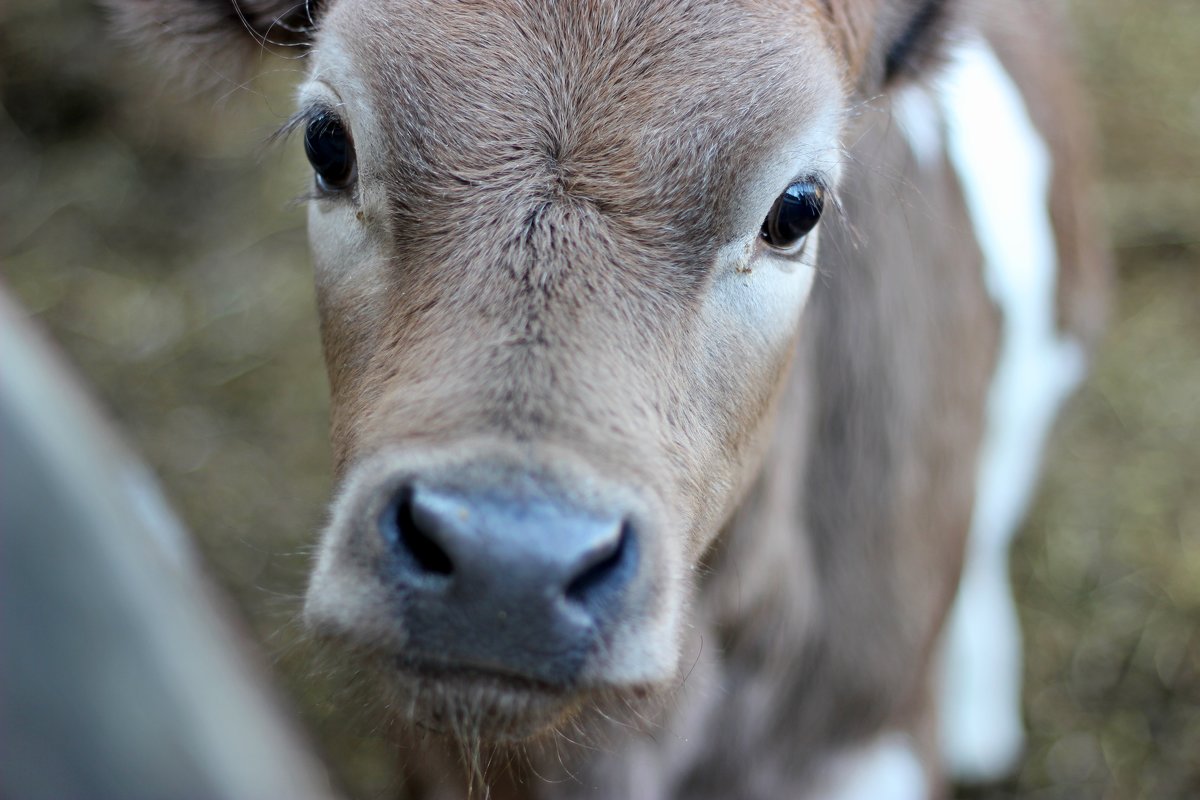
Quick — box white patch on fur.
[703,120,842,388]
[816,732,928,800]
[712,233,820,333]
[934,41,1087,781]
[893,85,943,169]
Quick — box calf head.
[112,0,962,746]
[300,0,848,742]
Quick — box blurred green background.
[1,0,1197,797]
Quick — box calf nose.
[382,482,639,684]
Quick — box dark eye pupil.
[761,180,825,249]
[304,112,356,192]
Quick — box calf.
[110,0,1109,796]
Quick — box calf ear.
[101,0,325,90]
[823,0,966,92]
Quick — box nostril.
[394,487,454,576]
[565,520,635,605]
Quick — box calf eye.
[760,180,825,250]
[304,112,356,193]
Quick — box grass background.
[1,0,1197,796]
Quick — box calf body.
[111,0,1108,796]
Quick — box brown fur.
[101,0,322,89]
[820,0,969,91]
[107,1,1107,797]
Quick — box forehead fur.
[313,0,843,250]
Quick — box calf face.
[296,0,851,740]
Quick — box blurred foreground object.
[0,287,339,800]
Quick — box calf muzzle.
[382,480,640,686]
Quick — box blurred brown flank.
[1,0,1197,797]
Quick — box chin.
[380,660,590,743]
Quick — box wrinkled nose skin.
[382,483,640,685]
